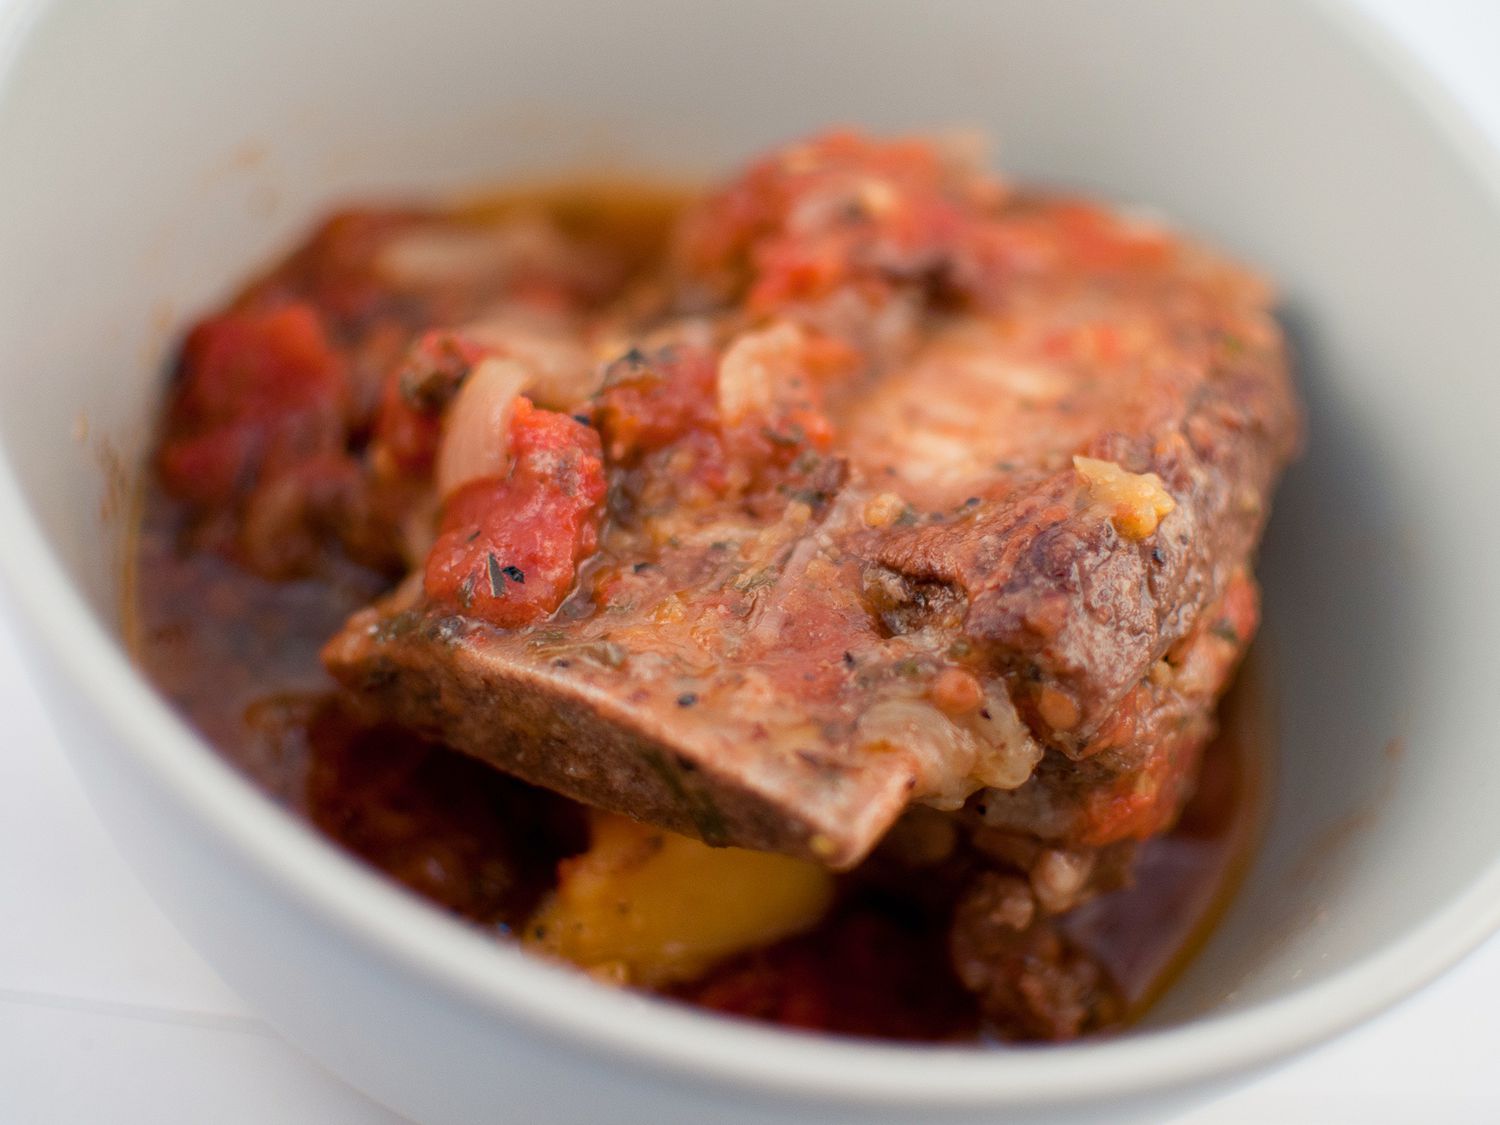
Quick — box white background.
[3,1,1498,1121]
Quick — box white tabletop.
[4,2,1499,1121]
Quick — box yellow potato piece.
[525,812,835,988]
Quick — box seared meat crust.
[312,133,1299,867]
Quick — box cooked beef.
[949,869,1126,1040]
[320,131,1300,868]
[143,129,1298,1043]
[970,567,1261,847]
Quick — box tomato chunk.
[675,129,1007,314]
[424,399,606,627]
[370,329,495,478]
[157,304,348,506]
[591,345,721,464]
[591,333,842,514]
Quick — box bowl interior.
[1,0,1498,1060]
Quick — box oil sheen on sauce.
[129,486,1264,1042]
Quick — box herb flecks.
[777,477,836,509]
[762,423,805,448]
[732,566,780,594]
[485,553,508,598]
[1211,622,1242,647]
[582,640,628,668]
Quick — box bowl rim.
[3,0,1500,1110]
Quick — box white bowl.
[2,1,1499,1121]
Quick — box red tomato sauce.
[129,166,1266,1043]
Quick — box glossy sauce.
[129,170,1270,1042]
[130,484,1262,1040]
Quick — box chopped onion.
[716,322,805,424]
[463,314,600,410]
[434,356,530,500]
[856,697,973,811]
[857,678,1042,812]
[967,683,1043,790]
